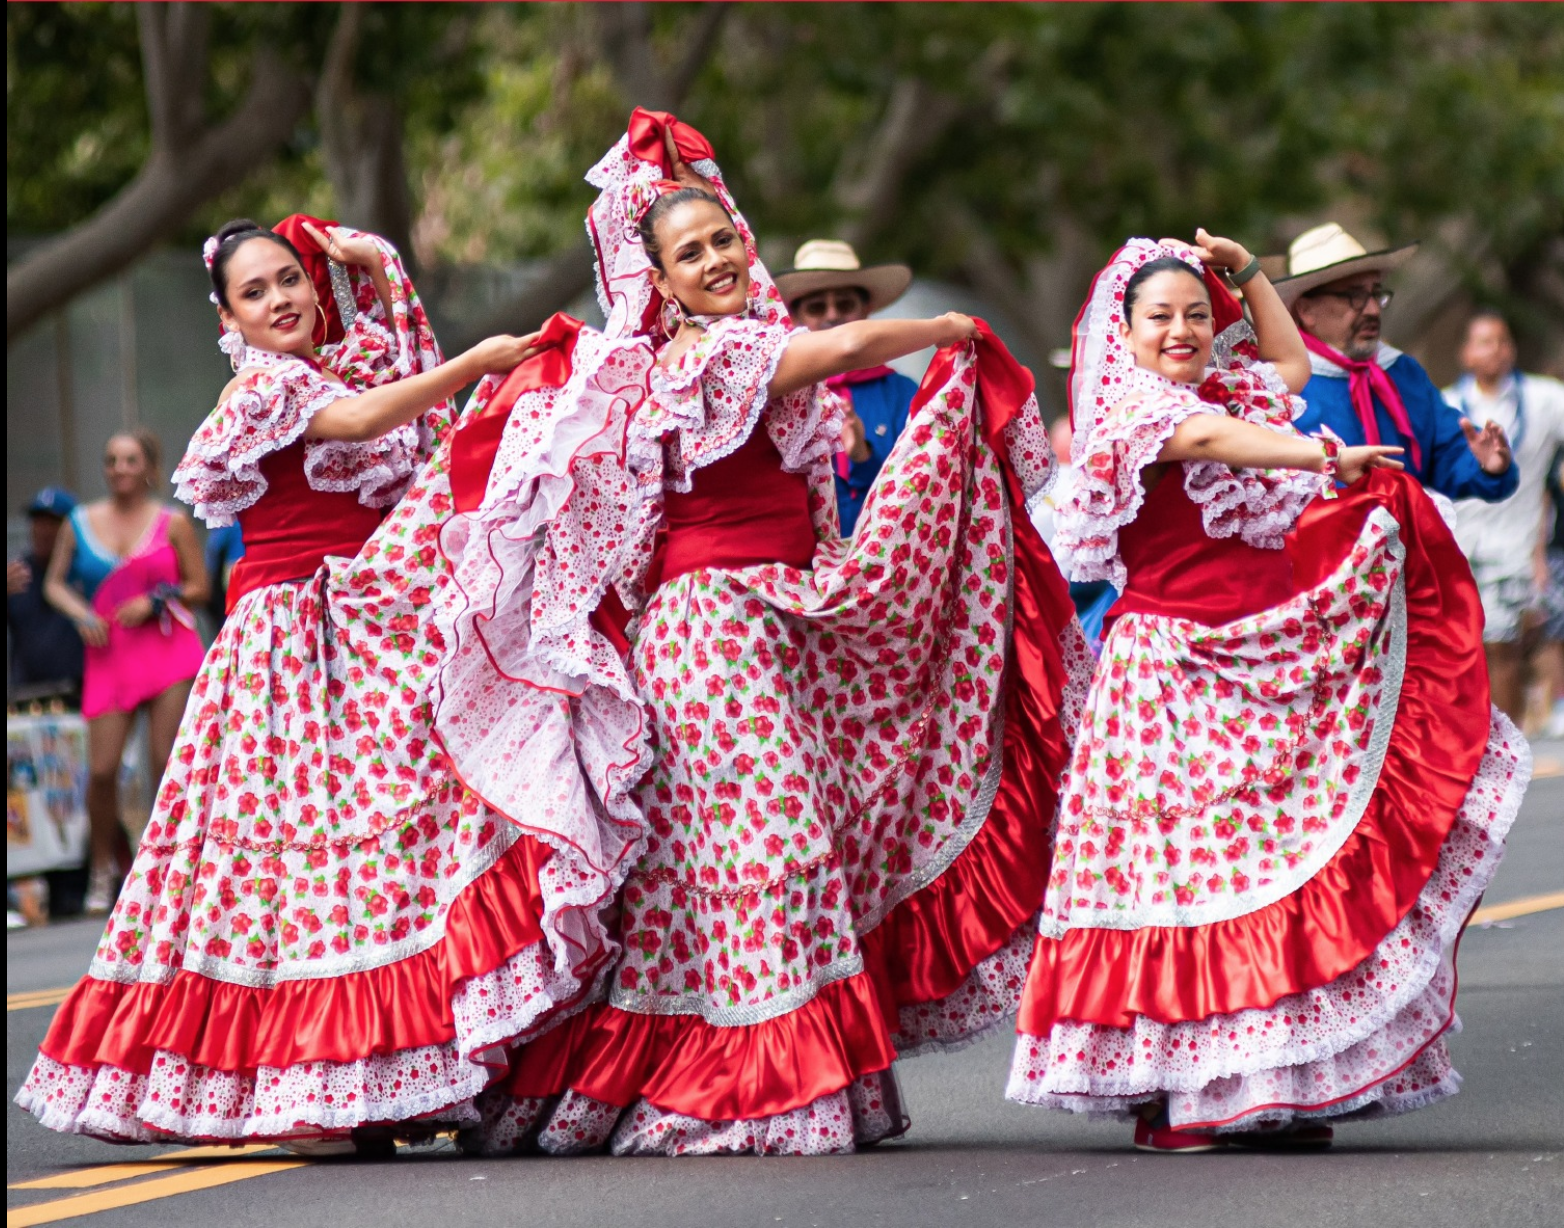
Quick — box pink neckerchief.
[828,365,897,480]
[1302,333,1423,471]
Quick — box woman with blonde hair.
[44,428,207,912]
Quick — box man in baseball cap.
[1276,222,1515,504]
[776,240,916,536]
[8,486,84,696]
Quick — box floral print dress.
[1006,240,1530,1132]
[432,114,1092,1156]
[15,235,625,1143]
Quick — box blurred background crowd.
[8,1,1563,925]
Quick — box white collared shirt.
[1445,370,1564,578]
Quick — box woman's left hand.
[114,594,154,629]
[301,221,379,269]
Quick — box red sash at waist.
[227,443,386,611]
[647,427,816,591]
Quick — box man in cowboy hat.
[776,240,916,535]
[1275,222,1515,503]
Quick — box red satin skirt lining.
[40,835,556,1075]
[496,468,1079,1123]
[1017,470,1492,1034]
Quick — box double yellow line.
[5,987,71,1013]
[7,1147,305,1227]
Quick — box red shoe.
[1133,1117,1226,1154]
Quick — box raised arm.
[302,221,394,325]
[1164,229,1311,395]
[768,313,978,400]
[1157,412,1403,484]
[300,333,540,443]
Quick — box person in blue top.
[775,240,919,536]
[1273,222,1515,503]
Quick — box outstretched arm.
[299,333,541,443]
[1157,412,1403,484]
[768,314,978,399]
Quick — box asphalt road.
[8,748,1562,1228]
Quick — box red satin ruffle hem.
[1017,468,1491,1036]
[39,835,560,1075]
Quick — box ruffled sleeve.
[173,357,443,528]
[634,317,844,493]
[322,231,456,459]
[1055,383,1217,587]
[172,362,347,526]
[1059,367,1322,588]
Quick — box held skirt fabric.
[1007,469,1529,1130]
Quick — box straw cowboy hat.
[1269,223,1418,305]
[774,240,913,314]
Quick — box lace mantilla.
[1061,238,1321,587]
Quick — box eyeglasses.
[1306,286,1394,312]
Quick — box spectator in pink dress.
[43,431,208,912]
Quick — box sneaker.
[1133,1117,1227,1153]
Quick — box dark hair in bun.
[1122,256,1207,324]
[208,218,306,309]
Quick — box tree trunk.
[6,3,311,346]
[317,3,416,266]
[453,4,731,345]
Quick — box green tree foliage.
[9,3,1563,356]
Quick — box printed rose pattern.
[611,365,1017,1020]
[1042,509,1405,935]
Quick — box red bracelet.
[1316,434,1341,498]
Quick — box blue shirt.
[834,369,918,536]
[1294,347,1517,503]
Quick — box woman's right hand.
[470,332,543,376]
[74,611,109,648]
[938,312,980,346]
[1336,444,1404,486]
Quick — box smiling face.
[1119,269,1213,384]
[648,198,751,319]
[217,237,318,358]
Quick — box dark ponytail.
[208,218,306,309]
[637,188,732,271]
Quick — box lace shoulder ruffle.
[1058,367,1321,588]
[633,317,843,494]
[172,360,436,527]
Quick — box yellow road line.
[6,987,73,1012]
[1532,756,1561,779]
[6,1159,307,1227]
[1471,890,1564,925]
[8,1145,278,1191]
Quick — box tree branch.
[8,34,310,345]
[316,3,415,262]
[443,243,596,354]
[833,79,960,250]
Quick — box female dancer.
[15,216,621,1147]
[1007,234,1530,1150]
[437,110,1090,1156]
[44,431,208,913]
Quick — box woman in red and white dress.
[1006,234,1530,1151]
[433,110,1092,1155]
[14,215,626,1148]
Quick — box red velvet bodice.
[1109,467,1300,627]
[226,442,387,611]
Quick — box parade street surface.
[9,749,1561,1228]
